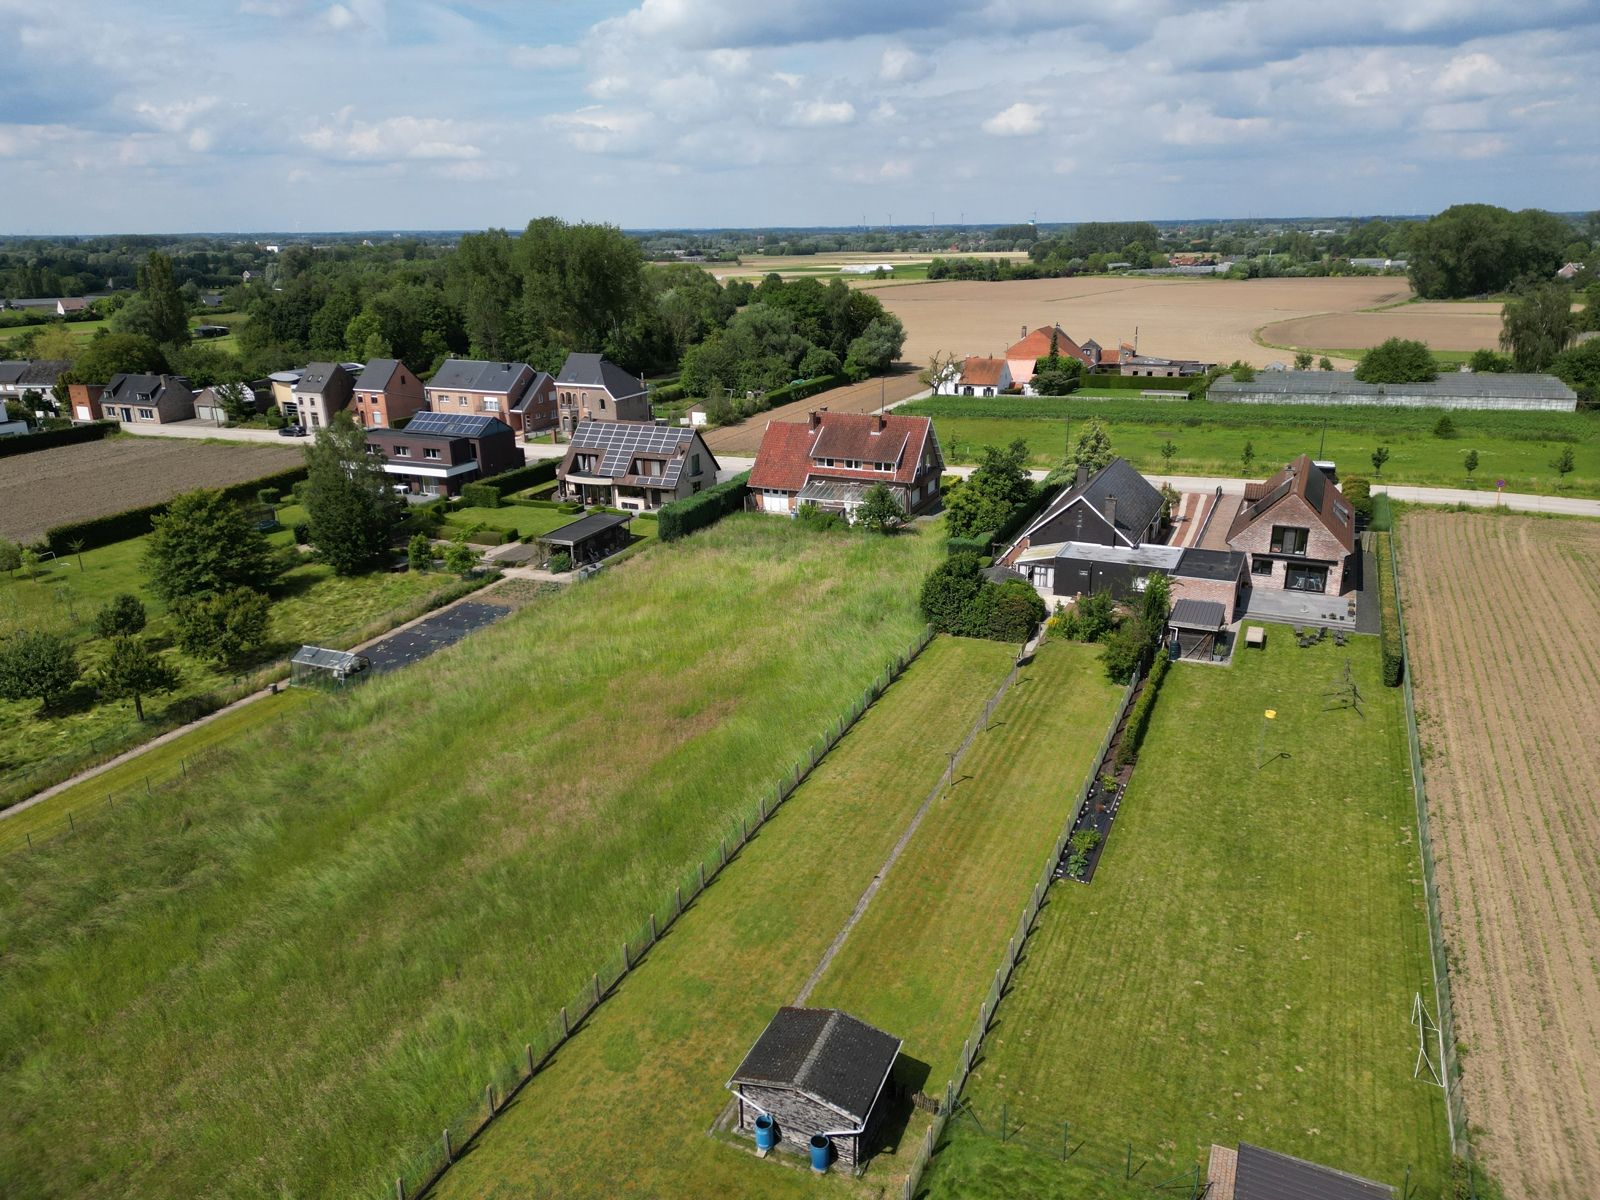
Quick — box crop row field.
[433,638,1121,1199]
[0,437,301,546]
[924,636,1452,1198]
[1398,512,1600,1199]
[900,394,1600,497]
[0,517,943,1200]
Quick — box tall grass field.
[0,516,941,1200]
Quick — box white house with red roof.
[936,355,1013,397]
[1004,324,1087,390]
[748,409,945,521]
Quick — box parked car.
[278,423,306,437]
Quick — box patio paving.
[1239,544,1379,634]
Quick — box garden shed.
[1168,598,1228,660]
[289,645,369,687]
[540,511,632,566]
[727,1007,901,1172]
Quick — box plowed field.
[1398,513,1600,1198]
[0,438,301,544]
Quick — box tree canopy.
[113,251,192,347]
[68,333,170,384]
[302,416,401,575]
[1408,205,1574,299]
[1354,338,1438,384]
[144,488,277,602]
[945,439,1034,537]
[1499,283,1575,371]
[0,631,81,712]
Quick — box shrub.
[1433,414,1457,439]
[796,503,849,532]
[964,578,1047,642]
[444,540,478,576]
[407,533,432,572]
[1341,476,1373,520]
[548,551,573,573]
[1375,532,1404,686]
[920,552,984,633]
[1100,616,1148,683]
[170,587,271,665]
[292,521,311,545]
[256,487,282,506]
[0,630,81,712]
[459,481,500,508]
[1355,338,1438,384]
[1114,650,1169,768]
[94,593,148,639]
[657,471,750,542]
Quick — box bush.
[657,471,750,542]
[93,593,148,639]
[0,420,117,460]
[1376,532,1404,686]
[407,533,432,572]
[964,578,1047,642]
[1114,650,1169,768]
[548,551,572,573]
[1355,338,1438,384]
[459,481,500,508]
[796,502,849,532]
[1341,476,1374,521]
[256,488,282,506]
[292,521,311,545]
[945,535,988,557]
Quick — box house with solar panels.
[555,419,719,512]
[424,359,550,433]
[364,411,525,498]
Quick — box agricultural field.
[702,369,926,455]
[1258,299,1503,358]
[0,517,943,1200]
[873,275,1413,371]
[707,250,1026,284]
[1398,512,1600,1199]
[926,637,1451,1197]
[433,638,1121,1199]
[0,437,301,545]
[901,394,1600,498]
[0,316,108,355]
[0,511,477,808]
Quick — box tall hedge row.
[485,458,558,496]
[1375,531,1404,686]
[42,465,308,554]
[1114,650,1170,769]
[657,471,750,542]
[0,421,118,459]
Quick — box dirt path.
[1398,513,1600,1199]
[701,370,925,455]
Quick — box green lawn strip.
[915,404,1596,497]
[0,688,316,854]
[447,504,581,539]
[941,637,1450,1195]
[921,1130,1154,1200]
[807,640,1121,1088]
[431,635,1018,1200]
[0,518,944,1200]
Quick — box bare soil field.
[1398,512,1600,1199]
[1259,300,1504,354]
[870,275,1412,369]
[701,368,926,455]
[0,438,301,544]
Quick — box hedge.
[484,458,558,496]
[657,471,750,542]
[42,465,308,554]
[0,420,117,458]
[945,536,988,557]
[1375,531,1404,686]
[1078,373,1204,395]
[992,480,1063,547]
[459,481,500,508]
[1114,650,1170,768]
[760,373,848,408]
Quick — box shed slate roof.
[428,358,532,395]
[729,1007,901,1124]
[1234,1142,1393,1200]
[1169,598,1226,629]
[555,352,647,400]
[1210,370,1575,405]
[542,511,631,546]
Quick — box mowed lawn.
[0,517,942,1200]
[904,396,1600,497]
[433,636,1018,1200]
[928,637,1451,1197]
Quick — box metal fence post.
[525,1043,535,1075]
[560,1007,569,1037]
[442,1128,453,1163]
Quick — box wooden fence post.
[675,886,682,916]
[442,1128,453,1163]
[526,1043,535,1075]
[622,942,630,971]
[396,1177,406,1200]
[720,837,726,867]
[560,1006,569,1037]
[485,1082,495,1116]
[592,974,601,1006]
[649,912,657,943]
[698,862,706,890]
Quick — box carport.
[1167,598,1227,661]
[540,511,633,565]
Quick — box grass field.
[0,517,943,1200]
[0,316,108,355]
[901,394,1600,497]
[433,639,1121,1199]
[0,519,472,809]
[925,636,1451,1197]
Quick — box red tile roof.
[959,355,1008,386]
[749,411,937,493]
[1005,325,1085,362]
[1229,454,1355,553]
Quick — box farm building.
[1206,1141,1393,1200]
[727,1007,901,1172]
[1210,369,1576,412]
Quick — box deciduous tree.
[855,483,905,533]
[302,416,400,575]
[0,631,81,712]
[1499,283,1575,371]
[97,636,180,720]
[93,593,148,639]
[145,489,276,602]
[1355,338,1437,384]
[170,587,271,665]
[1072,419,1114,476]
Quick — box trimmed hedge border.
[657,471,750,542]
[485,459,557,496]
[0,420,118,458]
[459,481,500,508]
[1114,649,1170,769]
[1376,531,1404,686]
[42,465,309,554]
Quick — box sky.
[1,0,1597,234]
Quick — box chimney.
[872,412,885,432]
[1075,463,1088,489]
[808,409,823,430]
[1021,325,1028,340]
[1104,495,1118,545]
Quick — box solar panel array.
[406,410,505,438]
[570,421,690,484]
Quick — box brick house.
[98,373,196,424]
[748,409,944,521]
[286,363,354,430]
[1225,455,1356,596]
[1004,325,1086,392]
[556,420,719,512]
[505,370,556,436]
[364,411,525,498]
[424,359,538,426]
[349,359,425,429]
[554,353,651,436]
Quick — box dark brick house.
[365,411,524,498]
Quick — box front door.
[1284,563,1328,593]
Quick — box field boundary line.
[899,659,1142,1200]
[401,627,937,1200]
[1387,528,1470,1165]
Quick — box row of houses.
[938,322,1213,396]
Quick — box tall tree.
[97,636,181,720]
[1500,283,1575,371]
[302,415,400,575]
[171,587,271,665]
[1355,338,1438,384]
[1072,419,1114,475]
[114,251,192,347]
[145,488,277,602]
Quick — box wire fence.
[899,663,1142,1200]
[1386,530,1471,1164]
[396,626,937,1200]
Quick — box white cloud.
[544,107,654,155]
[510,43,580,70]
[1458,135,1509,159]
[302,112,483,161]
[880,45,932,82]
[792,99,856,126]
[983,102,1045,136]
[1158,102,1271,145]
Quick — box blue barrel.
[809,1133,831,1172]
[754,1113,776,1151]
